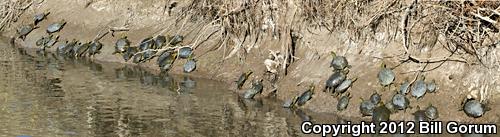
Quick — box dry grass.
[0,0,33,31]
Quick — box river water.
[0,37,334,137]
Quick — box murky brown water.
[0,38,328,137]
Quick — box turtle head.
[330,51,337,58]
[380,62,386,68]
[245,71,253,77]
[308,84,315,92]
[119,34,127,39]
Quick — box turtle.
[334,77,357,95]
[139,37,155,51]
[47,20,66,34]
[411,77,427,99]
[183,58,196,73]
[154,35,167,49]
[337,92,351,111]
[56,41,69,55]
[329,51,349,70]
[324,69,348,93]
[399,80,410,95]
[74,42,90,58]
[378,63,395,86]
[283,96,298,108]
[413,107,429,122]
[34,12,50,25]
[425,104,439,120]
[392,93,410,110]
[132,52,143,64]
[36,35,52,47]
[63,40,78,56]
[372,102,391,125]
[360,98,376,116]
[243,79,264,99]
[17,24,37,40]
[169,34,184,45]
[141,49,157,62]
[157,50,177,71]
[370,92,381,104]
[463,99,487,118]
[123,47,138,62]
[43,35,59,49]
[178,46,193,59]
[296,85,315,106]
[427,79,437,93]
[88,40,103,57]
[114,36,130,54]
[236,71,253,90]
[384,101,397,113]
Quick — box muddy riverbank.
[2,0,500,123]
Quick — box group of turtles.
[16,12,197,74]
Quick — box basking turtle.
[384,101,397,113]
[392,93,410,110]
[243,79,264,99]
[43,35,59,49]
[114,36,130,54]
[36,35,52,47]
[370,92,381,104]
[236,71,253,90]
[139,37,155,51]
[337,93,351,111]
[154,35,167,49]
[296,85,315,106]
[413,107,429,123]
[183,58,196,73]
[324,70,348,93]
[329,51,349,70]
[122,47,138,62]
[334,77,357,95]
[88,40,103,57]
[411,77,427,99]
[132,52,143,64]
[283,96,298,108]
[63,40,78,56]
[372,102,391,124]
[34,12,50,25]
[463,99,487,118]
[425,104,439,120]
[17,24,37,40]
[178,46,193,59]
[47,20,66,34]
[157,50,177,71]
[141,49,157,62]
[169,34,184,45]
[56,41,69,55]
[427,79,437,93]
[360,98,376,116]
[74,42,90,58]
[399,80,410,95]
[378,63,395,86]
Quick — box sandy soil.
[2,0,500,123]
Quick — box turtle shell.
[115,37,130,54]
[88,41,103,56]
[337,95,350,111]
[411,80,427,99]
[464,100,485,118]
[378,68,395,86]
[330,56,348,70]
[47,21,66,33]
[392,94,409,110]
[178,47,193,59]
[139,37,154,51]
[183,59,196,73]
[360,100,375,116]
[155,35,167,49]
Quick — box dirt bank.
[2,0,500,123]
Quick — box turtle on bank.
[462,99,488,118]
[334,77,357,95]
[243,79,264,99]
[132,52,143,64]
[378,63,395,87]
[392,93,410,110]
[411,76,427,99]
[337,92,351,111]
[139,37,155,51]
[74,42,90,58]
[399,80,410,95]
[183,58,196,73]
[178,46,193,59]
[236,71,253,90]
[114,36,130,54]
[360,98,376,116]
[141,49,157,62]
[169,34,184,45]
[283,96,299,108]
[34,12,50,25]
[62,39,78,56]
[17,24,38,40]
[329,51,349,70]
[413,106,429,122]
[56,41,69,55]
[324,70,348,93]
[427,79,437,93]
[43,35,59,49]
[372,102,391,124]
[123,47,138,62]
[47,20,66,34]
[425,104,439,120]
[36,35,52,47]
[154,35,167,49]
[296,85,315,106]
[157,50,177,71]
[370,92,381,104]
[88,40,103,57]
